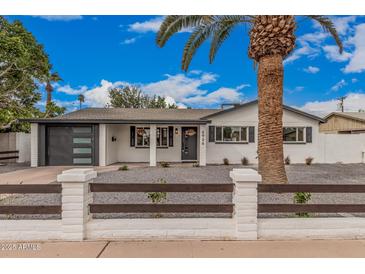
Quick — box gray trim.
[201,100,325,122]
[20,119,210,125]
[38,124,46,166]
[214,142,249,144]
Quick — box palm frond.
[306,15,343,53]
[156,16,212,48]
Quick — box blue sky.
[6,15,365,116]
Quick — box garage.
[42,124,98,166]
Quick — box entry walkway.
[1,239,365,258]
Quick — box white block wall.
[16,132,31,163]
[258,217,365,240]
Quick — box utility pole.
[337,96,347,112]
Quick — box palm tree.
[78,94,85,110]
[157,15,342,184]
[45,72,62,105]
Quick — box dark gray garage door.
[47,125,96,166]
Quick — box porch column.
[30,123,38,167]
[150,124,157,166]
[99,124,107,167]
[199,125,207,166]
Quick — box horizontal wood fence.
[0,150,19,161]
[90,183,234,192]
[258,183,365,214]
[0,184,61,215]
[89,183,234,214]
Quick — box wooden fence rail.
[258,184,365,193]
[0,184,62,194]
[0,150,19,161]
[89,204,234,213]
[258,183,365,214]
[0,184,62,215]
[90,183,234,193]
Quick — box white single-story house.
[24,100,365,167]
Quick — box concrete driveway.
[0,165,120,184]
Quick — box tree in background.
[0,16,51,132]
[44,101,66,118]
[109,85,177,109]
[78,94,85,110]
[45,71,62,105]
[157,15,342,184]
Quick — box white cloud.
[331,16,357,36]
[299,92,365,116]
[127,16,191,34]
[121,37,138,45]
[32,16,83,21]
[344,23,365,73]
[352,78,358,83]
[55,72,246,109]
[303,66,320,74]
[236,84,251,90]
[331,79,347,92]
[286,86,304,94]
[57,85,88,95]
[128,16,164,33]
[323,45,352,62]
[83,80,127,107]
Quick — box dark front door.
[47,126,73,165]
[181,127,198,161]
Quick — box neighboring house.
[320,112,365,134]
[24,100,328,167]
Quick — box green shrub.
[284,156,290,165]
[223,158,229,165]
[118,165,128,171]
[146,178,167,218]
[160,161,170,168]
[305,157,314,165]
[241,157,249,165]
[294,192,312,217]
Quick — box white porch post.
[150,124,157,166]
[99,124,107,166]
[199,125,207,166]
[30,123,38,167]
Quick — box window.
[73,148,92,154]
[136,127,168,147]
[73,158,92,164]
[283,127,305,142]
[73,137,91,144]
[215,126,248,142]
[136,127,150,147]
[72,127,92,134]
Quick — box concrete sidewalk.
[1,239,365,258]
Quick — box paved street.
[1,239,365,258]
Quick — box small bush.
[146,178,167,218]
[284,156,291,165]
[241,157,249,165]
[294,192,312,217]
[223,158,229,165]
[118,165,128,171]
[305,157,314,165]
[160,161,170,168]
[193,162,200,167]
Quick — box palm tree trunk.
[46,91,52,105]
[257,54,287,184]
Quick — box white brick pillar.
[199,125,207,166]
[30,123,38,167]
[99,124,107,166]
[150,124,157,167]
[229,168,261,240]
[58,168,97,241]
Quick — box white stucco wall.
[105,124,198,164]
[30,123,38,167]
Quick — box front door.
[181,127,197,161]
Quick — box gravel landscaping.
[1,163,365,219]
